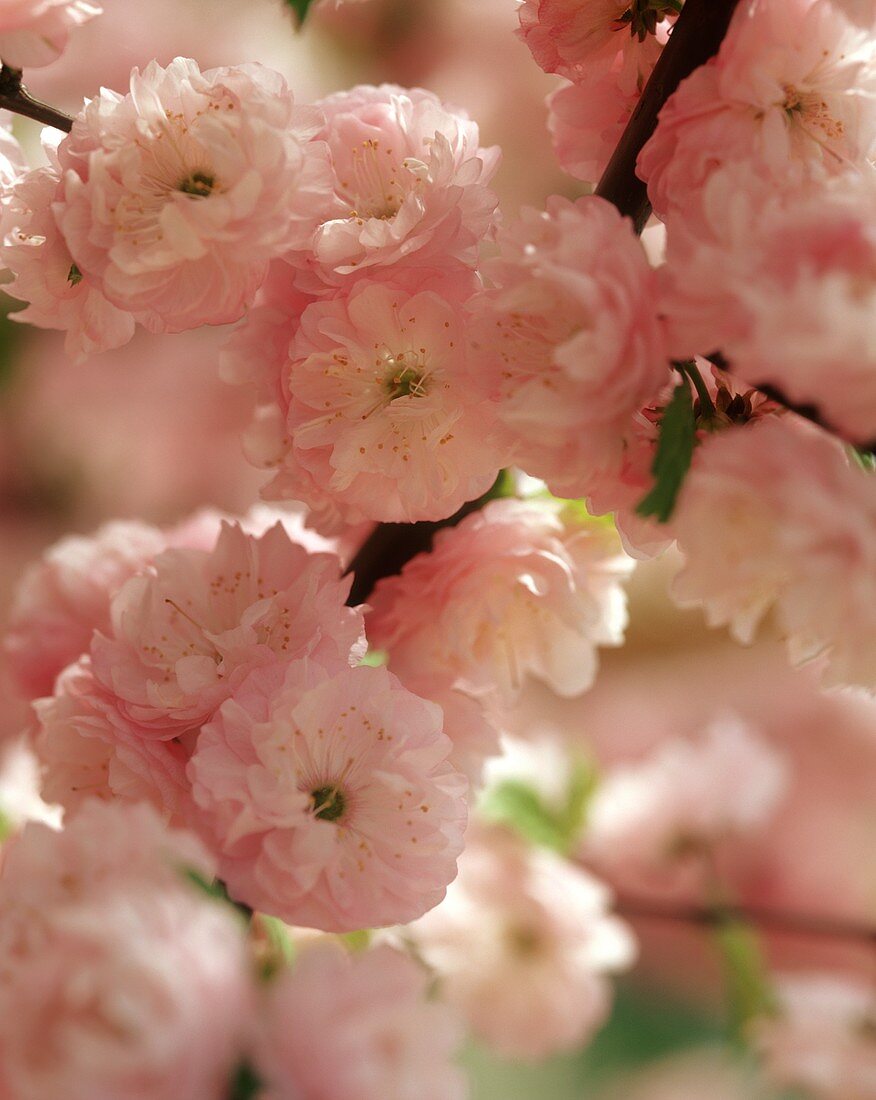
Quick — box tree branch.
[0,64,73,133]
[616,895,876,946]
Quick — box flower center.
[67,262,83,286]
[505,922,545,958]
[615,0,681,41]
[383,354,429,401]
[178,171,216,198]
[781,85,844,140]
[345,138,408,221]
[310,785,347,823]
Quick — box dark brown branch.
[0,64,73,132]
[595,0,741,231]
[616,895,876,947]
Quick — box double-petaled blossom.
[88,520,363,738]
[467,195,668,498]
[52,58,332,335]
[751,973,876,1100]
[407,824,636,1060]
[0,801,252,1100]
[288,83,500,288]
[0,0,100,69]
[671,416,876,689]
[586,714,789,877]
[638,0,876,226]
[189,661,468,930]
[368,497,634,708]
[252,271,507,531]
[255,943,467,1100]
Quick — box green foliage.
[284,0,317,27]
[635,379,697,523]
[479,759,598,856]
[228,1060,262,1100]
[0,806,13,843]
[713,916,777,1038]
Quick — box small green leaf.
[258,914,296,979]
[339,928,372,952]
[0,807,13,843]
[228,1060,262,1100]
[713,915,777,1038]
[635,380,697,523]
[358,648,388,668]
[285,0,317,27]
[181,868,254,920]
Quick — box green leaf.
[0,806,13,843]
[228,1060,262,1100]
[635,380,697,523]
[358,648,388,668]
[285,0,317,27]
[713,916,777,1038]
[258,914,296,979]
[181,868,254,920]
[339,928,372,952]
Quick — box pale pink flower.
[4,519,166,700]
[55,58,332,333]
[638,0,876,224]
[34,658,191,819]
[189,661,468,930]
[290,83,499,286]
[257,272,506,530]
[408,824,635,1060]
[1,167,136,359]
[671,416,876,689]
[0,801,251,1100]
[751,973,876,1100]
[256,942,467,1100]
[547,68,637,187]
[368,497,634,706]
[468,195,668,497]
[0,0,100,68]
[586,714,789,876]
[830,0,876,24]
[90,521,364,737]
[661,166,876,445]
[0,739,60,835]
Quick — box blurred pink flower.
[468,195,668,498]
[190,661,468,930]
[751,972,876,1100]
[55,57,331,334]
[368,497,634,706]
[0,801,251,1100]
[256,942,467,1100]
[90,521,363,737]
[547,66,636,187]
[290,83,500,287]
[255,272,506,530]
[0,0,100,69]
[408,823,635,1060]
[586,714,789,880]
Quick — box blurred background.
[0,2,873,1097]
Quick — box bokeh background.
[0,2,873,1096]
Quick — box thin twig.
[0,64,73,132]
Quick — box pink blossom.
[368,497,634,707]
[585,714,789,877]
[408,824,635,1060]
[256,272,506,530]
[751,973,876,1100]
[4,519,166,700]
[0,0,101,68]
[1,167,136,360]
[638,0,876,225]
[0,801,251,1100]
[467,195,668,498]
[290,83,500,286]
[189,661,468,930]
[547,68,637,187]
[55,58,332,333]
[671,416,876,689]
[661,166,876,445]
[256,943,467,1100]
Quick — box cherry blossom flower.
[467,195,668,497]
[368,497,634,707]
[54,57,332,334]
[408,824,635,1060]
[1,167,136,360]
[289,83,500,287]
[0,0,101,69]
[4,519,166,700]
[255,272,506,530]
[89,521,364,738]
[671,416,876,689]
[751,973,876,1100]
[585,714,789,877]
[638,0,876,225]
[547,67,638,187]
[255,943,467,1100]
[189,661,468,930]
[0,801,252,1100]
